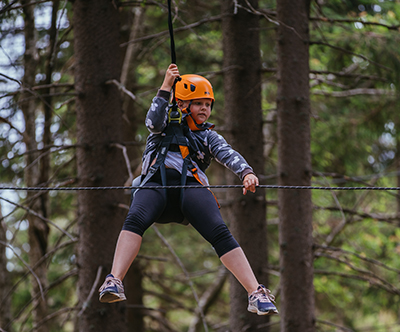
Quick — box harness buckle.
[168,106,182,124]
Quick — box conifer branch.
[27,307,79,332]
[151,225,209,332]
[0,239,77,311]
[316,318,354,332]
[314,253,400,295]
[314,206,399,225]
[111,143,134,185]
[314,244,400,274]
[310,16,400,31]
[313,88,395,97]
[0,240,46,303]
[310,41,392,71]
[105,79,136,101]
[120,15,224,47]
[0,196,77,241]
[78,266,103,317]
[8,269,78,329]
[188,266,228,332]
[323,178,377,246]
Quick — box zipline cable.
[1,185,400,191]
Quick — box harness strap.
[138,132,174,187]
[135,118,185,188]
[155,0,183,188]
[179,147,221,209]
[132,121,221,208]
[131,0,217,210]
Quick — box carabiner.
[168,105,182,124]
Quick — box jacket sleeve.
[207,130,254,181]
[145,91,170,134]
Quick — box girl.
[99,64,278,316]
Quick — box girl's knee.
[211,224,240,257]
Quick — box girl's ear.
[177,99,186,108]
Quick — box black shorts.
[122,169,239,257]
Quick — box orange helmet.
[175,74,214,101]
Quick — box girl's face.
[179,98,212,124]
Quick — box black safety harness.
[131,0,214,204]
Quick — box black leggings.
[122,169,239,257]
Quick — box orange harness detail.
[132,105,220,208]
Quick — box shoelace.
[99,276,123,292]
[250,286,276,303]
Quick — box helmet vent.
[190,84,196,92]
[184,83,188,89]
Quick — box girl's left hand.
[243,173,259,195]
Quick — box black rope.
[167,0,181,110]
[167,0,177,65]
[1,185,400,192]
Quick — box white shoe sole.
[99,291,127,303]
[248,304,279,316]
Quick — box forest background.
[1,0,400,331]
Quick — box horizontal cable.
[1,185,400,191]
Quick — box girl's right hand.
[160,64,180,91]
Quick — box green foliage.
[1,0,400,331]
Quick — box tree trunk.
[120,7,146,331]
[397,135,400,226]
[221,1,268,330]
[20,2,50,331]
[276,0,315,331]
[125,261,144,331]
[39,0,60,199]
[73,1,127,331]
[121,6,146,183]
[0,203,12,330]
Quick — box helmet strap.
[180,100,192,115]
[187,100,192,112]
[189,114,203,130]
[181,101,205,131]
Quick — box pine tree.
[73,1,127,330]
[277,0,315,330]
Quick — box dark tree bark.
[73,1,127,331]
[125,261,144,331]
[276,0,315,331]
[39,0,60,205]
[121,6,146,182]
[120,7,146,331]
[397,136,400,226]
[20,2,50,331]
[221,0,269,330]
[0,204,11,330]
[397,137,400,323]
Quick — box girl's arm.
[208,131,259,194]
[160,64,180,91]
[145,64,181,134]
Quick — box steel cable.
[1,185,400,191]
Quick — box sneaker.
[99,274,127,303]
[248,284,278,315]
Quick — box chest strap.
[132,107,220,208]
[136,107,198,187]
